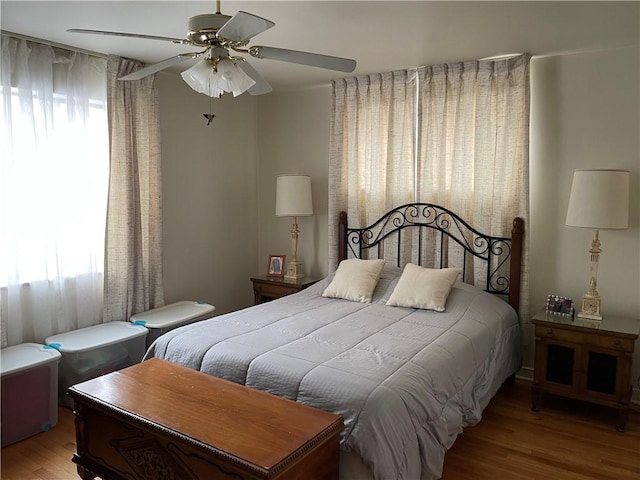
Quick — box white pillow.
[322,259,385,303]
[386,263,461,311]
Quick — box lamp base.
[284,260,304,281]
[577,296,602,321]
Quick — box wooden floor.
[443,381,640,480]
[1,379,638,479]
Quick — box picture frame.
[267,254,286,278]
[545,294,574,317]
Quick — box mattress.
[147,266,521,480]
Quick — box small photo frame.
[545,294,574,317]
[267,254,286,278]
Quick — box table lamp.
[276,175,313,281]
[565,169,629,320]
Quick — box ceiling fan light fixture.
[214,58,256,97]
[180,58,212,93]
[180,57,255,98]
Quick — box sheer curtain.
[102,55,164,322]
[329,55,530,317]
[0,35,108,347]
[328,70,417,270]
[417,55,530,317]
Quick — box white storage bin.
[130,301,215,348]
[1,343,61,446]
[45,321,148,407]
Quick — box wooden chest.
[68,358,343,479]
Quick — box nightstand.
[531,310,639,432]
[250,276,322,305]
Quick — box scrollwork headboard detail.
[337,203,524,313]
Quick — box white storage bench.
[130,301,215,348]
[1,343,61,446]
[45,321,148,407]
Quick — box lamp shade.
[276,175,313,217]
[565,169,629,229]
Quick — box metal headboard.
[338,203,524,313]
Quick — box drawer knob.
[546,328,554,336]
[612,339,622,347]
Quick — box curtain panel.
[103,55,164,322]
[328,70,417,270]
[0,35,108,346]
[417,55,530,318]
[418,56,530,233]
[329,55,530,318]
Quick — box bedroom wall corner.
[256,86,332,280]
[530,44,640,402]
[158,72,259,315]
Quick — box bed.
[147,203,524,480]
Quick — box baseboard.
[516,366,533,381]
[515,366,640,406]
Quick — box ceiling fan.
[68,0,357,97]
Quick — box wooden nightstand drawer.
[605,336,635,351]
[255,282,297,298]
[251,276,322,305]
[534,325,635,352]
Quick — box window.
[1,35,108,346]
[1,88,108,283]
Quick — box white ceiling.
[1,1,638,92]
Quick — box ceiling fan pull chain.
[203,79,216,125]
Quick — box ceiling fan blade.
[119,52,201,81]
[216,11,275,43]
[67,29,186,44]
[250,46,356,73]
[236,61,272,95]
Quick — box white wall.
[256,87,331,279]
[256,46,640,400]
[158,73,259,315]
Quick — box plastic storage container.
[1,343,62,446]
[130,301,215,348]
[45,321,148,407]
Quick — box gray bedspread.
[147,267,521,480]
